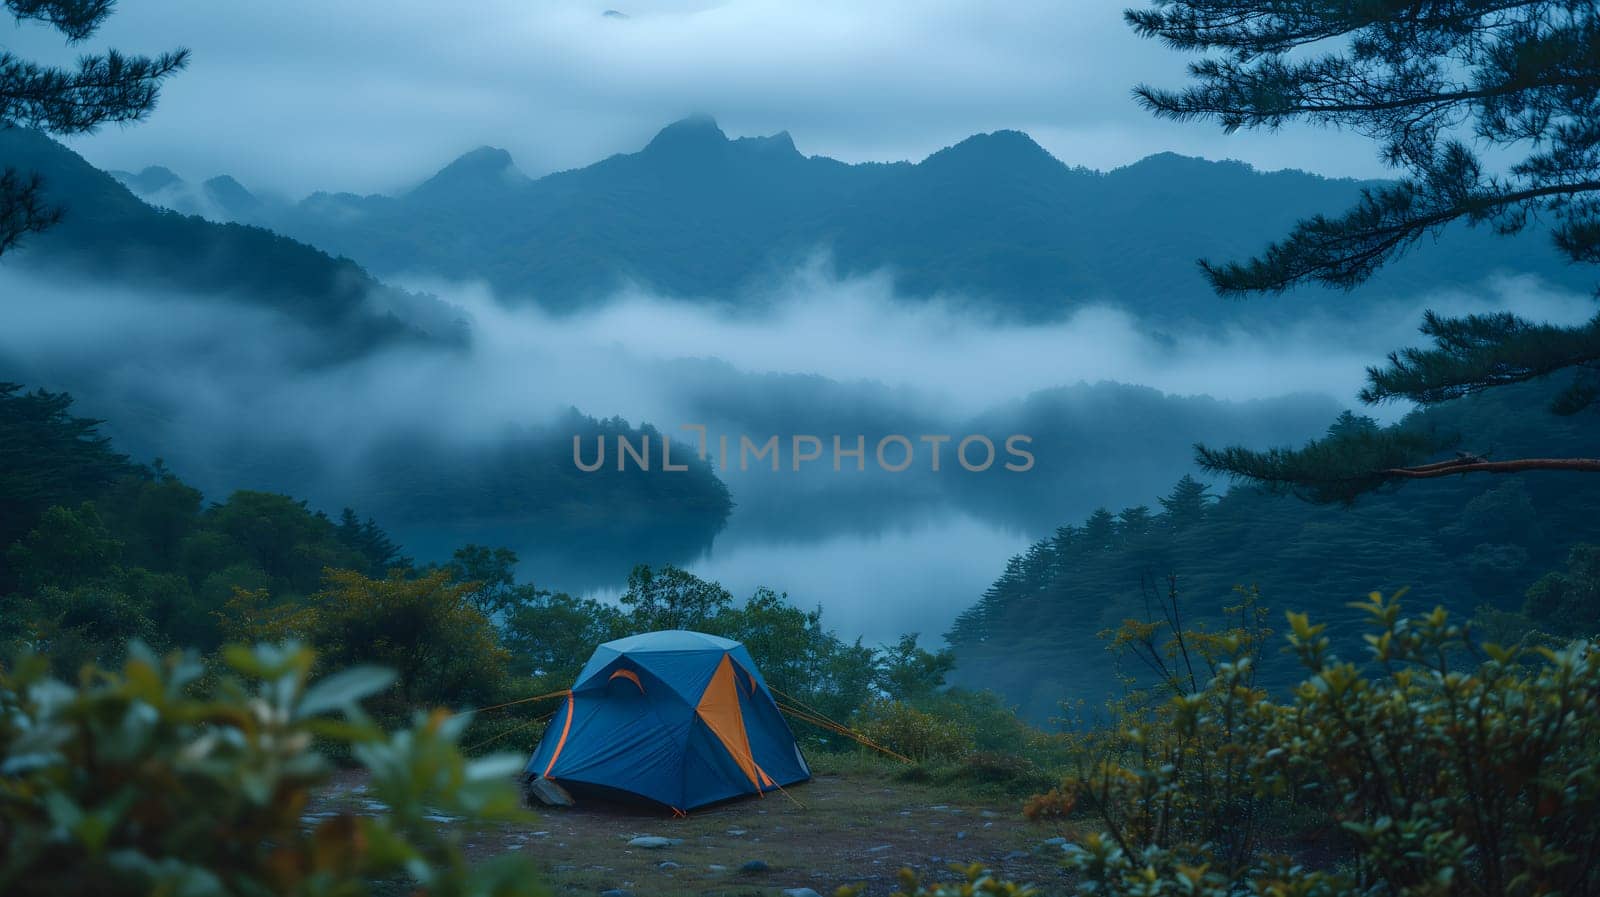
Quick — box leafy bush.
[1062,593,1600,897]
[0,641,545,897]
[230,568,512,720]
[893,750,1056,800]
[956,750,1040,785]
[917,688,1074,763]
[1022,785,1077,822]
[857,698,977,763]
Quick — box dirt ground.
[311,766,1075,896]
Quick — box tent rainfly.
[522,630,812,812]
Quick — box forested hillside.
[0,128,465,359]
[0,382,734,663]
[117,117,1591,324]
[949,379,1600,721]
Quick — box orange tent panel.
[695,654,768,790]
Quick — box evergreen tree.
[1082,508,1118,551]
[950,553,1031,644]
[0,382,133,555]
[1130,0,1600,499]
[2,0,188,253]
[1157,475,1213,528]
[1116,505,1156,539]
[336,508,404,576]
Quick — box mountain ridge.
[103,116,1599,323]
[4,128,466,360]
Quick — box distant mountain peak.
[1120,151,1244,172]
[203,174,262,215]
[733,130,800,157]
[923,130,1061,173]
[439,145,519,176]
[643,115,729,154]
[112,165,184,195]
[410,145,527,201]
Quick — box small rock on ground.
[626,836,678,849]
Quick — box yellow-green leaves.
[1060,594,1600,897]
[0,643,547,897]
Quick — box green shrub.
[909,751,1057,800]
[0,641,546,897]
[1022,786,1077,822]
[856,698,977,763]
[1064,593,1600,897]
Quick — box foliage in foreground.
[1058,593,1600,897]
[0,642,545,897]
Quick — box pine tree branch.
[0,166,62,255]
[1,48,192,135]
[1363,311,1600,412]
[0,5,189,258]
[1202,171,1600,295]
[1131,0,1600,292]
[1133,68,1506,126]
[6,0,115,42]
[1125,0,1548,55]
[1382,457,1600,477]
[1200,424,1600,502]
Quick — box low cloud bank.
[2,265,1591,631]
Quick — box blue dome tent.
[522,630,812,812]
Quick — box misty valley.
[6,3,1600,896]
[6,118,1593,673]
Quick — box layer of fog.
[400,267,1593,422]
[5,263,1592,505]
[3,265,1593,640]
[587,510,1033,647]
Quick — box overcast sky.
[8,0,1394,196]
